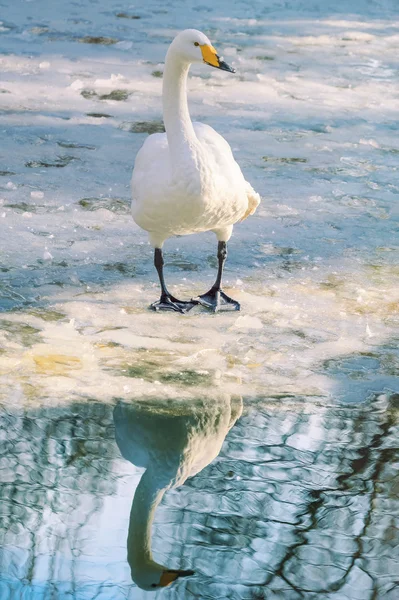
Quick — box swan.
[131,29,260,313]
[113,393,243,590]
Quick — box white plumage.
[132,122,259,247]
[131,29,260,312]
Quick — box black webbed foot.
[194,288,240,313]
[150,294,197,314]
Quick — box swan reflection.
[113,393,242,591]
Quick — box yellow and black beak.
[200,44,236,73]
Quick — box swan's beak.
[160,569,195,587]
[200,44,236,73]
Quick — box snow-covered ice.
[0,0,398,598]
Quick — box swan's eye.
[194,42,199,46]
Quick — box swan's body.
[113,394,242,590]
[131,29,260,313]
[132,122,259,247]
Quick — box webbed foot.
[150,294,197,314]
[193,288,240,313]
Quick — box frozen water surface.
[0,0,398,598]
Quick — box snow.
[0,0,398,597]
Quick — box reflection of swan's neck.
[162,49,197,164]
[127,467,169,570]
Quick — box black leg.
[150,248,197,313]
[193,242,240,312]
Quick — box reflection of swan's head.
[168,29,235,73]
[132,564,194,591]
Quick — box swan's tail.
[240,182,261,222]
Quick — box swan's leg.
[194,242,240,312]
[150,248,197,313]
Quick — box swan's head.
[131,563,195,591]
[169,28,235,73]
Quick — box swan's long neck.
[162,49,197,161]
[127,468,169,570]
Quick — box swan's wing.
[193,122,261,220]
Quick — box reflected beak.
[160,569,195,587]
[176,569,195,578]
[200,44,236,73]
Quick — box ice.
[1,0,399,597]
[233,315,264,330]
[42,248,53,261]
[30,191,44,199]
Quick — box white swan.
[113,394,242,591]
[131,29,260,313]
